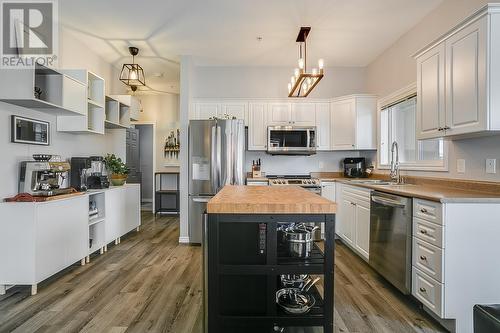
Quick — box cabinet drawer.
[412,267,443,317]
[413,237,443,282]
[413,217,444,248]
[413,198,442,224]
[342,184,371,204]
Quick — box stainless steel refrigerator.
[188,119,245,243]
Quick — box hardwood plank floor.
[0,213,446,333]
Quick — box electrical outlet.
[319,162,325,169]
[486,159,497,174]
[457,159,466,174]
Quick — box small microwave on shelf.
[267,126,316,155]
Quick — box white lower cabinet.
[410,198,500,333]
[106,185,141,243]
[0,184,141,295]
[354,202,370,259]
[337,184,371,261]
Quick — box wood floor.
[0,213,447,333]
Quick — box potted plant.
[104,154,129,186]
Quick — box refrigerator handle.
[216,124,222,190]
[211,125,218,193]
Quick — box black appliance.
[343,157,367,178]
[87,156,109,189]
[70,157,91,192]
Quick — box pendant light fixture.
[287,27,324,98]
[120,47,146,91]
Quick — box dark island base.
[204,214,335,333]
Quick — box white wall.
[137,94,180,172]
[246,151,363,175]
[192,66,366,99]
[0,27,125,199]
[365,0,500,182]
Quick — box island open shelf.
[205,186,336,333]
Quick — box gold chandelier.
[287,27,324,98]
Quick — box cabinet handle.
[420,208,428,213]
[420,229,428,234]
[420,255,427,261]
[443,126,450,130]
[419,287,427,293]
[437,127,443,131]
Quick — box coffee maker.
[86,156,109,189]
[19,160,73,196]
[70,157,91,191]
[343,157,367,178]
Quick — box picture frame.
[11,115,50,146]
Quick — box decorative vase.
[110,174,127,186]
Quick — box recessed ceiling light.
[256,36,263,42]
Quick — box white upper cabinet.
[416,43,446,139]
[315,103,331,150]
[221,102,248,125]
[248,102,268,150]
[268,103,292,125]
[445,18,487,136]
[415,5,500,139]
[331,98,356,150]
[331,95,377,150]
[193,102,220,120]
[291,103,316,126]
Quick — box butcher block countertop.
[207,185,337,214]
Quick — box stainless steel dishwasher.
[369,191,412,294]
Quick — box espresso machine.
[19,159,73,196]
[87,156,109,189]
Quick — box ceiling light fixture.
[120,47,146,92]
[287,27,324,98]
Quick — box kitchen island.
[205,185,336,333]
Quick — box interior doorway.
[127,124,155,212]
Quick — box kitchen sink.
[347,179,392,185]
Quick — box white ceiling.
[60,0,443,86]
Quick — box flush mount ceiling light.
[120,47,146,92]
[287,27,324,98]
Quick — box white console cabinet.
[0,184,141,296]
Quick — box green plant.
[104,154,129,175]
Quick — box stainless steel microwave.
[267,126,317,155]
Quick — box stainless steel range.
[267,175,321,195]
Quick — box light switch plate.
[486,159,497,174]
[457,159,466,174]
[319,162,325,169]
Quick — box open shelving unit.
[87,192,106,260]
[155,172,180,215]
[207,214,335,333]
[57,70,106,134]
[105,96,130,129]
[0,63,87,116]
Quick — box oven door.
[267,126,316,155]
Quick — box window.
[379,94,447,171]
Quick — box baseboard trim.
[178,236,190,244]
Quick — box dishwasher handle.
[371,195,406,208]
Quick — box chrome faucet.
[390,141,402,184]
